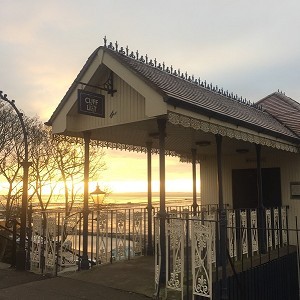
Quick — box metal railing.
[3,203,298,299]
[29,208,144,274]
[154,206,300,300]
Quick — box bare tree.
[51,135,106,217]
[0,103,24,261]
[0,105,108,262]
[0,104,107,218]
[0,103,24,221]
[27,118,59,211]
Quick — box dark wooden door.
[232,168,282,209]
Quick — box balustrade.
[28,203,293,299]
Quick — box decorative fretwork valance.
[168,112,299,154]
[92,140,178,157]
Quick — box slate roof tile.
[108,48,299,143]
[257,92,300,137]
[47,45,300,145]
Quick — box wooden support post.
[81,131,91,270]
[157,118,167,283]
[216,134,228,300]
[256,144,266,254]
[192,148,198,215]
[146,141,153,255]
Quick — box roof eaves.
[166,96,300,145]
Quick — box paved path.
[0,257,155,300]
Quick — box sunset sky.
[1,0,299,194]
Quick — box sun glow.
[103,179,194,193]
[0,148,200,198]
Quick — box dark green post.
[157,118,167,283]
[216,134,228,300]
[192,148,198,215]
[256,144,266,254]
[146,141,153,255]
[81,131,91,270]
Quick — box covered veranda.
[46,39,300,299]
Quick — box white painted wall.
[200,147,300,230]
[67,74,148,132]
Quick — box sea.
[102,192,194,207]
[0,192,195,217]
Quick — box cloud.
[1,0,299,120]
[0,0,299,194]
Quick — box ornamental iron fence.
[30,208,147,275]
[154,206,300,300]
[2,203,299,299]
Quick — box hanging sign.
[78,89,105,118]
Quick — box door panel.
[232,168,282,209]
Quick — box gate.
[155,207,300,300]
[155,213,214,299]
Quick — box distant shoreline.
[0,192,198,212]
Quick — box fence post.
[26,203,32,270]
[55,212,60,276]
[185,213,190,299]
[110,210,113,263]
[11,219,17,268]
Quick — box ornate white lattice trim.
[281,207,288,245]
[227,211,237,259]
[274,208,280,248]
[168,112,299,153]
[166,219,184,293]
[266,209,273,249]
[250,210,259,254]
[31,214,43,269]
[91,140,178,157]
[240,210,248,256]
[191,219,212,298]
[132,210,143,255]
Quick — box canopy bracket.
[76,71,117,96]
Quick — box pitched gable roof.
[256,92,300,138]
[47,44,300,145]
[107,47,299,143]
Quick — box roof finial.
[108,41,114,50]
[129,51,135,59]
[102,38,258,111]
[119,46,125,55]
[139,55,145,63]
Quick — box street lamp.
[90,184,106,208]
[90,184,106,265]
[0,91,31,271]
